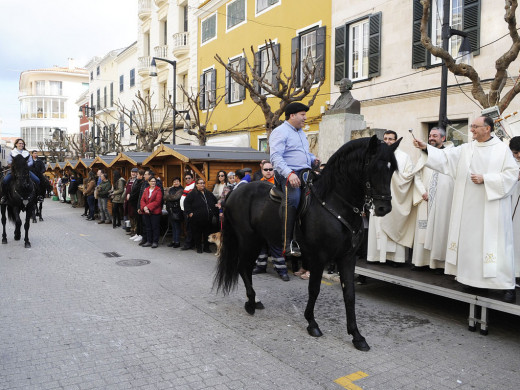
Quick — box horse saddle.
[269,169,315,218]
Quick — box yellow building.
[196,0,332,151]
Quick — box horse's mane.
[315,137,397,198]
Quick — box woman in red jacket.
[139,177,163,248]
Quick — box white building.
[19,59,89,150]
[331,0,517,154]
[80,42,139,154]
[137,0,198,145]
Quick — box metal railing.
[171,32,189,55]
[138,0,151,19]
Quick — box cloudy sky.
[0,0,137,136]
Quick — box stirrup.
[285,240,301,257]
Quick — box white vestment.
[367,149,423,263]
[511,160,520,278]
[424,137,517,289]
[412,147,454,269]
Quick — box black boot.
[283,206,301,257]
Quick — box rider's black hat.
[284,102,309,117]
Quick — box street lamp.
[78,104,97,158]
[150,57,190,144]
[438,0,473,130]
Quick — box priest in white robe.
[367,130,424,265]
[412,128,454,271]
[508,136,520,281]
[414,116,517,302]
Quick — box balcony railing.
[171,32,189,57]
[153,45,169,59]
[133,103,191,129]
[138,56,152,76]
[154,0,167,6]
[138,0,151,20]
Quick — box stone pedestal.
[318,110,366,163]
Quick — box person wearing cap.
[270,102,318,257]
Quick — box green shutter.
[199,73,205,109]
[291,36,300,87]
[239,57,246,101]
[315,26,326,83]
[225,68,230,104]
[210,68,217,108]
[463,0,480,56]
[368,12,382,78]
[334,25,346,84]
[271,43,280,91]
[253,50,261,93]
[412,0,428,68]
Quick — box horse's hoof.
[2,239,7,244]
[307,326,323,337]
[352,339,370,352]
[25,242,31,248]
[255,301,265,310]
[14,235,21,241]
[244,302,256,315]
[39,218,43,221]
[32,219,37,224]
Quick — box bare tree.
[178,85,226,145]
[63,133,88,159]
[215,40,325,139]
[113,90,174,152]
[420,0,520,112]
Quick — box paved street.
[1,200,520,390]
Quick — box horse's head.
[11,154,34,199]
[364,135,400,216]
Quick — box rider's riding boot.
[283,206,301,257]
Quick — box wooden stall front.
[108,152,151,180]
[142,144,269,189]
[90,155,117,182]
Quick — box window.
[412,0,480,68]
[90,94,94,108]
[104,86,107,109]
[110,82,114,106]
[130,69,135,87]
[96,89,100,110]
[258,136,268,152]
[256,0,279,14]
[96,66,100,76]
[201,13,217,44]
[334,14,381,83]
[254,43,280,94]
[119,75,124,92]
[199,68,216,110]
[291,26,326,87]
[227,0,246,30]
[183,6,188,32]
[225,58,246,104]
[49,81,62,96]
[430,0,463,64]
[90,71,93,81]
[35,81,45,95]
[427,120,468,146]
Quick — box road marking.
[79,234,89,237]
[321,280,332,286]
[334,371,369,389]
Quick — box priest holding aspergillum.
[413,116,518,303]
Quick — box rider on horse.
[0,138,41,204]
[270,102,319,257]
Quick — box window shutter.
[225,68,230,104]
[463,0,480,56]
[315,26,326,82]
[199,73,205,109]
[291,36,300,87]
[239,57,246,101]
[412,0,428,69]
[368,12,382,78]
[210,68,217,108]
[253,50,261,93]
[271,43,280,91]
[334,25,346,84]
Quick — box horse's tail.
[213,210,240,295]
[6,205,15,223]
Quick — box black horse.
[214,135,400,351]
[30,158,49,223]
[1,154,37,247]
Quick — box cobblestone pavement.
[1,200,520,390]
